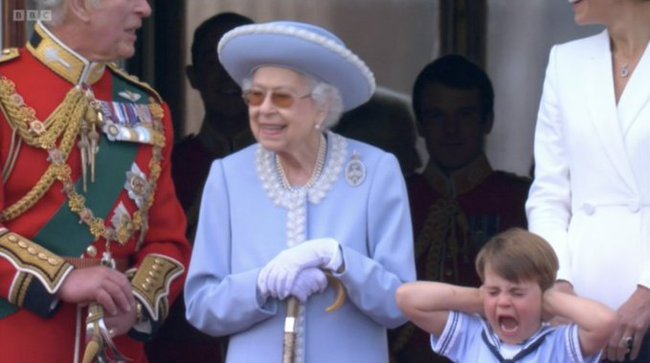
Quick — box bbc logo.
[12,10,52,22]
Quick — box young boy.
[396,228,617,362]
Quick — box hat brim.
[218,23,375,111]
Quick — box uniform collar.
[26,21,106,85]
[423,153,493,196]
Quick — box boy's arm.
[543,289,617,357]
[396,281,482,336]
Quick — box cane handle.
[325,274,347,313]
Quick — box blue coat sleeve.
[333,152,416,328]
[184,159,277,337]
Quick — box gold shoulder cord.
[0,76,86,221]
[0,75,165,247]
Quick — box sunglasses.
[242,89,312,109]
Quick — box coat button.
[583,203,595,215]
[628,201,640,213]
[86,245,98,257]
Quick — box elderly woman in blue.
[184,21,416,363]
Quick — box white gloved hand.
[257,238,341,299]
[289,267,328,302]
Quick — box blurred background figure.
[147,12,254,363]
[172,12,255,235]
[334,86,422,177]
[390,54,531,363]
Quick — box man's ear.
[482,112,494,134]
[186,65,198,89]
[68,0,93,22]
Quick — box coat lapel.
[617,40,650,136]
[584,30,637,190]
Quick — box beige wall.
[486,0,603,176]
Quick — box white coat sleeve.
[526,45,574,283]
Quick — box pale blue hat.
[218,21,375,111]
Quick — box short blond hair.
[475,228,558,291]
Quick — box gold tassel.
[81,336,101,363]
[77,119,89,192]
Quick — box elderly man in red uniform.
[0,1,190,362]
[390,54,531,363]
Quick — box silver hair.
[241,70,344,130]
[34,0,65,26]
[35,0,102,26]
[311,82,343,130]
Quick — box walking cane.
[282,274,347,363]
[282,297,300,363]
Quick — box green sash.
[0,75,149,318]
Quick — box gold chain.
[0,76,165,246]
[0,76,87,150]
[0,77,86,220]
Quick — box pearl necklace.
[276,133,327,190]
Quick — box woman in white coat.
[184,21,415,363]
[526,0,650,362]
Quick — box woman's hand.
[288,267,328,302]
[257,238,340,299]
[604,285,650,361]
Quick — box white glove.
[289,267,328,302]
[257,238,341,299]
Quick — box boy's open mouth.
[499,316,519,333]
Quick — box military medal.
[78,87,104,192]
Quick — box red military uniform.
[390,154,531,363]
[0,22,190,362]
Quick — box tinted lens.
[243,90,265,106]
[243,89,307,108]
[270,92,295,108]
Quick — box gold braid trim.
[0,232,73,295]
[10,273,31,307]
[131,254,184,322]
[0,76,86,149]
[0,77,87,221]
[0,75,166,248]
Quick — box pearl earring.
[315,123,321,130]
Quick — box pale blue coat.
[185,133,415,363]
